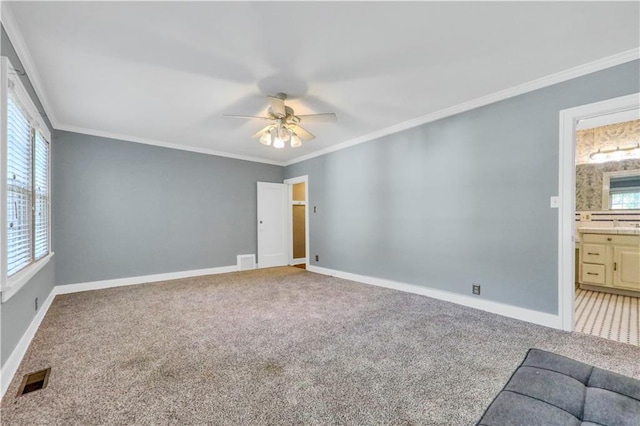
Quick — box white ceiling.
[4,1,640,165]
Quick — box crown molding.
[284,48,640,166]
[0,3,283,167]
[1,2,58,127]
[55,124,286,166]
[2,1,638,168]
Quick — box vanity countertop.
[577,227,640,236]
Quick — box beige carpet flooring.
[574,288,640,346]
[2,267,640,425]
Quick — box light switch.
[550,196,560,208]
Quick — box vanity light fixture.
[589,143,640,163]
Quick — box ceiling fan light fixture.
[278,127,291,142]
[259,130,272,146]
[290,134,302,148]
[222,93,336,149]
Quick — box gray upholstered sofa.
[477,348,640,426]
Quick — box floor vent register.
[17,368,51,397]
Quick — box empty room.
[1,1,640,425]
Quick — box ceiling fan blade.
[252,125,273,139]
[267,96,286,118]
[221,114,271,120]
[296,113,337,123]
[291,125,315,141]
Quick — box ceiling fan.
[222,93,337,148]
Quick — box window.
[609,175,640,210]
[602,170,640,211]
[1,57,52,300]
[34,130,50,260]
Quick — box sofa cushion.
[477,349,640,426]
[504,365,586,418]
[589,367,640,401]
[477,390,581,426]
[521,348,593,384]
[583,387,640,426]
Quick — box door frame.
[557,92,640,331]
[284,175,309,266]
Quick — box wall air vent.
[237,254,256,271]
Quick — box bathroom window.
[602,170,640,210]
[610,190,640,210]
[609,175,640,210]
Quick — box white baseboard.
[55,265,238,295]
[307,265,562,330]
[0,264,238,400]
[290,258,306,265]
[1,289,56,398]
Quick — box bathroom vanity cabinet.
[579,231,640,294]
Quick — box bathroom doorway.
[559,93,640,346]
[573,110,640,345]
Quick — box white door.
[257,182,288,268]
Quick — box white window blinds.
[2,58,52,300]
[6,92,34,276]
[34,130,49,260]
[5,81,50,278]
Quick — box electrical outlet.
[580,212,591,221]
[35,297,38,311]
[315,255,319,262]
[472,284,481,296]
[313,206,318,213]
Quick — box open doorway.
[284,175,309,269]
[574,111,640,345]
[558,93,640,346]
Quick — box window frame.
[610,188,640,210]
[1,57,53,302]
[601,169,640,211]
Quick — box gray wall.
[285,60,640,315]
[1,262,55,366]
[53,131,283,285]
[1,26,57,366]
